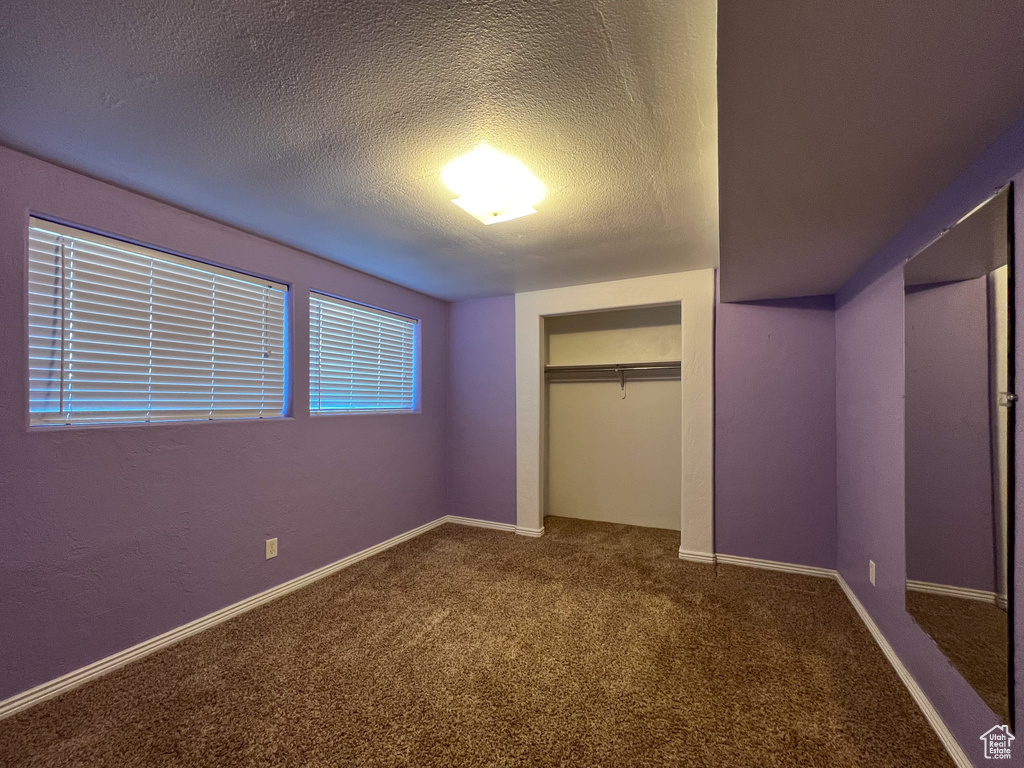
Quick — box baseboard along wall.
[0,520,974,767]
[0,514,510,721]
[677,548,717,565]
[714,552,836,579]
[710,553,971,768]
[907,578,1005,608]
[835,575,972,767]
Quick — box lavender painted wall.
[905,278,995,591]
[448,296,517,525]
[0,146,450,702]
[836,113,1024,765]
[447,284,840,564]
[715,294,837,569]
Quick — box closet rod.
[544,360,681,374]
[545,361,681,395]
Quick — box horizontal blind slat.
[29,218,288,426]
[309,292,416,414]
[31,225,286,291]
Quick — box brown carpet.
[0,517,953,767]
[906,589,1010,723]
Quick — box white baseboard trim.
[0,513,512,721]
[0,518,975,768]
[445,515,517,533]
[678,548,717,564]
[715,553,836,580]
[907,579,1001,605]
[835,575,972,768]
[718,556,972,766]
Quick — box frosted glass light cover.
[441,145,545,225]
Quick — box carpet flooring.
[906,589,1010,724]
[0,517,953,767]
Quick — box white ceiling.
[718,0,1024,302]
[0,0,719,301]
[5,1,1024,304]
[904,186,1009,288]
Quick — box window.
[309,292,417,413]
[28,218,288,426]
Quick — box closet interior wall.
[544,305,682,530]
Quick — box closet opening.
[543,304,683,531]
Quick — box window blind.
[309,292,417,413]
[28,218,288,426]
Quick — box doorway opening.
[544,305,682,531]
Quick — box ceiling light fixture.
[441,144,546,225]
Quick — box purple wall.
[448,297,517,524]
[836,113,1024,764]
[715,294,837,569]
[0,146,450,702]
[446,285,841,564]
[10,108,1024,768]
[905,278,995,591]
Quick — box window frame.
[25,215,292,429]
[308,290,420,416]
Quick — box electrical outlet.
[869,559,876,586]
[266,538,278,560]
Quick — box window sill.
[310,409,420,417]
[27,415,293,432]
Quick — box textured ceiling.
[0,0,718,301]
[719,0,1024,302]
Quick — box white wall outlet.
[869,559,876,586]
[266,538,278,560]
